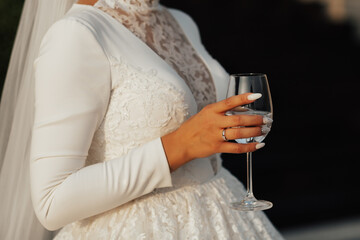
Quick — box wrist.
[161,129,190,172]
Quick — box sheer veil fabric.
[0,0,76,239]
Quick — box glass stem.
[246,152,254,198]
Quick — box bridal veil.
[0,0,76,239]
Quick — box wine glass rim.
[230,73,267,77]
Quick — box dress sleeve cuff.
[150,137,173,188]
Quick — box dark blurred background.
[1,0,360,238]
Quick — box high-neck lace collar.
[95,0,160,12]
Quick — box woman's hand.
[161,93,268,172]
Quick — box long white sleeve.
[30,19,172,231]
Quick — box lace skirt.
[54,168,283,240]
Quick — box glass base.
[230,196,273,211]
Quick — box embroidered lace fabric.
[55,168,283,239]
[95,0,217,111]
[85,56,189,168]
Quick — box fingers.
[220,114,264,128]
[222,127,262,141]
[218,142,265,154]
[211,93,262,113]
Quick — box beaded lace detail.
[95,0,216,111]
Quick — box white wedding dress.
[30,1,284,239]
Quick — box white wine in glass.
[227,73,273,211]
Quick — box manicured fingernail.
[263,116,273,124]
[261,126,271,134]
[247,93,262,101]
[256,143,265,149]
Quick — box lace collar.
[95,0,160,12]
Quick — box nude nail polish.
[256,143,265,149]
[261,126,271,134]
[263,116,273,124]
[247,93,262,101]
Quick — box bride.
[0,0,283,239]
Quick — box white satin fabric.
[30,3,283,239]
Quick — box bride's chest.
[87,57,194,164]
[107,57,192,138]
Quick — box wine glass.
[226,73,273,211]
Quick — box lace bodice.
[84,0,220,184]
[86,56,189,166]
[95,0,216,110]
[84,1,219,184]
